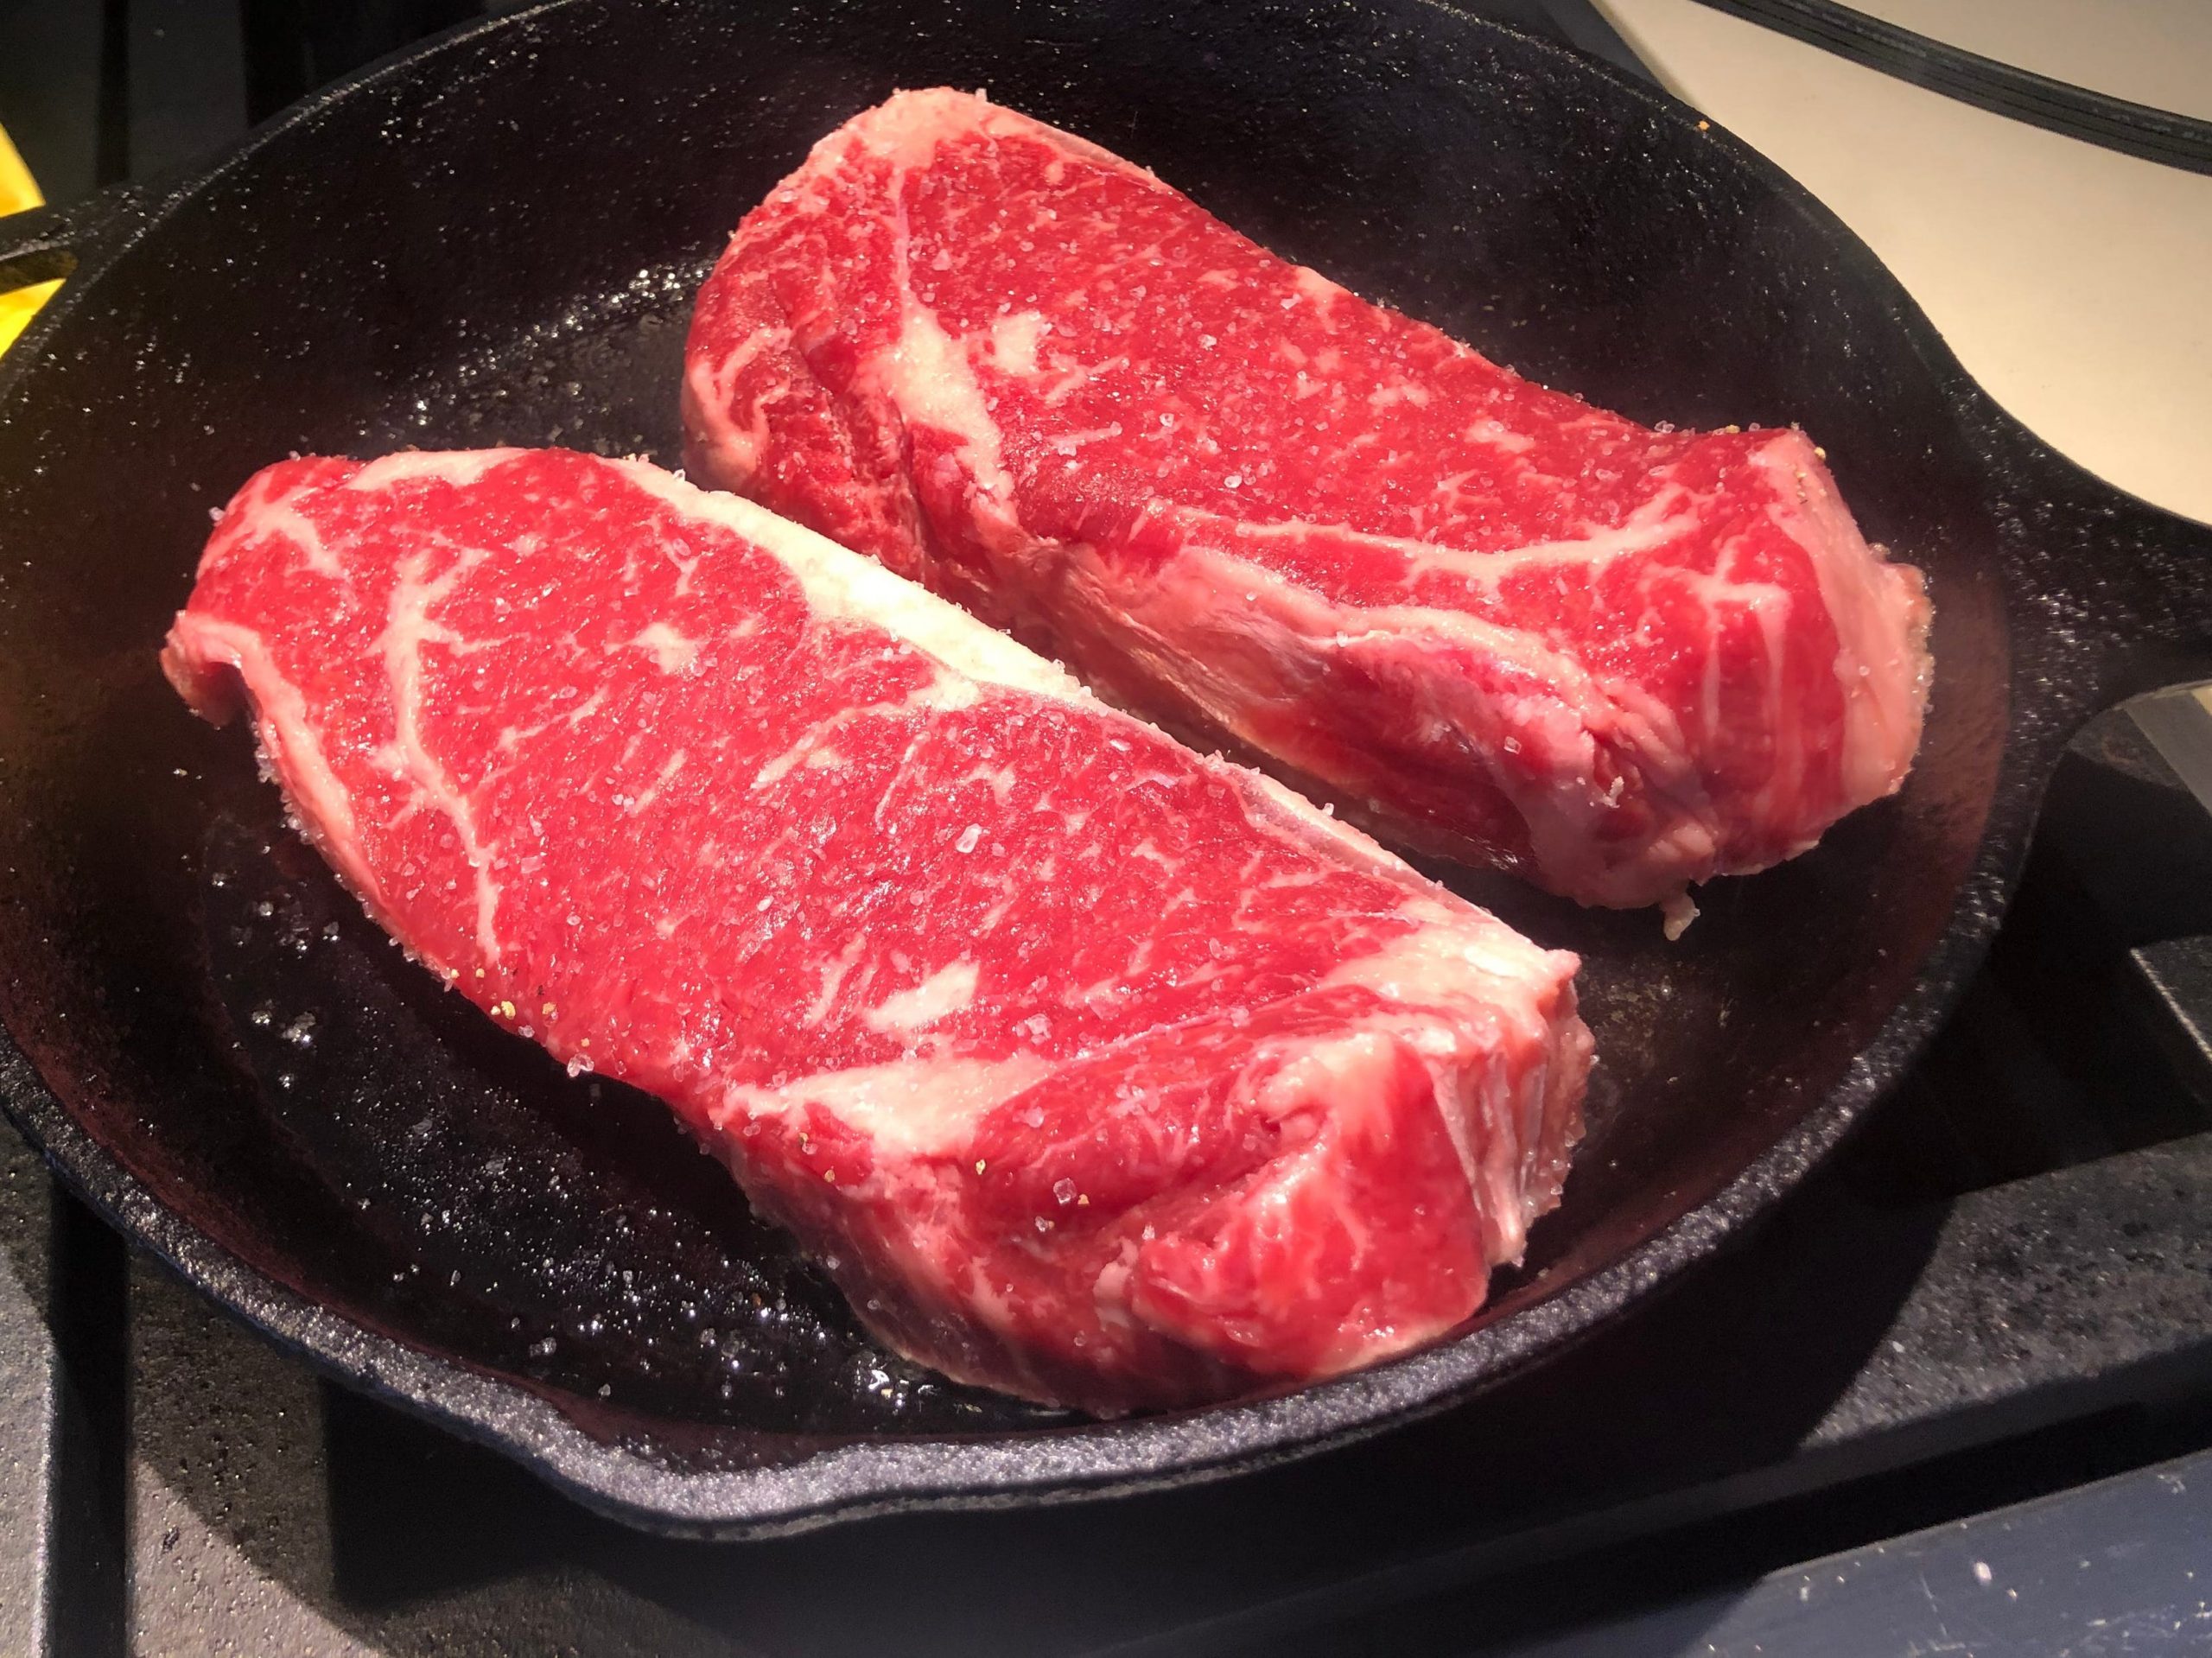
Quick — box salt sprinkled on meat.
[161,448,1591,1413]
[683,88,1931,915]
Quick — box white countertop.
[1595,0,2212,524]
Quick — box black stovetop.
[3,4,2211,1655]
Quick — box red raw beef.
[162,448,1592,1413]
[683,90,1933,921]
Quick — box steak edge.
[683,89,1933,917]
[162,448,1592,1413]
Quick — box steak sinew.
[683,89,1933,918]
[162,448,1592,1413]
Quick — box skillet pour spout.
[0,0,2208,1538]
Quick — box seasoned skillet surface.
[0,0,2198,1533]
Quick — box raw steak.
[683,90,1933,918]
[162,448,1592,1413]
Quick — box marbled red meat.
[683,90,1932,918]
[162,448,1591,1413]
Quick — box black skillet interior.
[0,0,2206,1535]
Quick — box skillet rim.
[0,0,2048,1536]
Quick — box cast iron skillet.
[0,0,2205,1540]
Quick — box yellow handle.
[0,124,61,353]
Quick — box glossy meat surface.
[684,90,1932,913]
[162,448,1591,1412]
